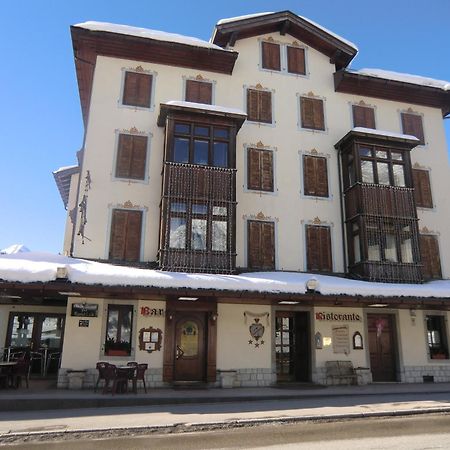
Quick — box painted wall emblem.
[249,318,265,348]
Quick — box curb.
[1,407,450,444]
[2,388,450,412]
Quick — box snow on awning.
[158,101,247,129]
[0,252,449,300]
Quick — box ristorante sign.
[315,312,361,322]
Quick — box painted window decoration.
[109,209,143,262]
[169,202,228,253]
[171,122,230,168]
[115,134,148,180]
[300,97,325,131]
[261,41,306,75]
[105,305,133,356]
[185,80,213,104]
[247,89,273,124]
[247,148,274,192]
[352,104,375,129]
[247,220,275,270]
[420,234,442,280]
[412,169,433,208]
[426,315,449,360]
[180,321,199,357]
[303,155,328,197]
[401,112,425,145]
[122,71,153,108]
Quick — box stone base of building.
[401,365,450,383]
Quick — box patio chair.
[94,361,110,392]
[133,363,148,394]
[102,364,128,395]
[12,359,30,388]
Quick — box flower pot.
[106,349,129,357]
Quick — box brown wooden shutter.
[248,221,275,269]
[306,225,332,272]
[122,72,152,108]
[303,156,328,197]
[301,97,324,130]
[287,46,306,75]
[185,80,212,104]
[412,169,433,208]
[261,42,281,71]
[260,150,274,192]
[352,105,375,129]
[401,113,425,145]
[116,134,147,180]
[109,209,142,262]
[247,148,262,190]
[248,220,261,268]
[259,90,273,123]
[261,222,275,269]
[116,134,133,178]
[247,89,259,122]
[420,234,442,279]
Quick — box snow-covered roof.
[217,12,275,25]
[215,11,358,51]
[352,127,419,142]
[163,101,247,117]
[0,245,31,255]
[1,252,449,299]
[74,21,229,52]
[53,165,78,174]
[349,68,450,91]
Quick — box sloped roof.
[211,10,358,69]
[53,165,79,209]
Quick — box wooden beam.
[280,20,290,35]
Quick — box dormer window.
[260,40,306,75]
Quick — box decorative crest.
[256,211,266,220]
[195,74,204,80]
[267,36,274,42]
[310,148,318,155]
[129,126,139,133]
[256,141,265,148]
[123,200,134,209]
[135,65,144,72]
[291,40,300,47]
[307,91,315,97]
[312,216,322,225]
[358,100,366,105]
[255,83,263,89]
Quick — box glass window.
[361,160,375,183]
[400,236,413,263]
[192,204,208,215]
[179,321,199,357]
[213,142,228,167]
[377,162,390,185]
[212,221,227,251]
[174,137,189,163]
[426,315,448,359]
[359,147,372,157]
[194,126,209,137]
[171,202,186,213]
[105,305,133,356]
[391,152,403,161]
[214,128,229,139]
[191,219,207,250]
[193,140,209,165]
[384,233,398,262]
[393,164,405,186]
[367,231,381,261]
[213,206,227,216]
[175,123,190,134]
[353,234,361,263]
[10,315,34,348]
[169,217,186,248]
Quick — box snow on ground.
[0,252,449,299]
[74,21,230,52]
[349,68,450,91]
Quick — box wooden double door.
[163,300,217,384]
[367,313,397,382]
[275,311,310,383]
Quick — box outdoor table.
[116,366,136,393]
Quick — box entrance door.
[174,312,206,382]
[367,313,397,381]
[5,313,65,375]
[275,312,310,382]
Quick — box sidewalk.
[1,382,450,442]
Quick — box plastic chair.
[95,362,110,392]
[133,363,148,393]
[102,364,128,395]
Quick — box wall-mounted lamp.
[306,278,318,292]
[410,308,416,325]
[210,312,218,322]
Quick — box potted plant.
[104,337,131,356]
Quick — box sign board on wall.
[316,312,361,322]
[71,303,98,317]
[332,325,350,354]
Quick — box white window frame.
[111,129,152,184]
[118,67,157,112]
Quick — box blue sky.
[1,0,449,254]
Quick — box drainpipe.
[337,147,348,275]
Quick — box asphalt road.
[2,414,450,449]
